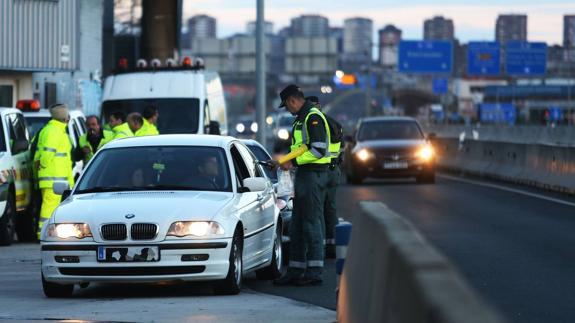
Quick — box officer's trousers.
[324,166,340,245]
[288,167,328,277]
[37,188,61,239]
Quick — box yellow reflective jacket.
[34,120,74,189]
[79,130,115,162]
[113,123,134,140]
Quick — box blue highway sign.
[398,40,453,74]
[467,42,500,76]
[505,41,547,76]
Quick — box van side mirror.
[12,138,29,154]
[206,121,221,135]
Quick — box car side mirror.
[12,138,28,154]
[206,121,221,135]
[242,177,267,192]
[53,181,70,196]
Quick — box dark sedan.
[343,117,436,184]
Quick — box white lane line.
[438,174,575,208]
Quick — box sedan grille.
[101,224,127,241]
[374,147,416,161]
[131,223,158,240]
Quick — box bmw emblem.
[125,214,135,219]
[392,154,400,161]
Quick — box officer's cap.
[278,84,303,109]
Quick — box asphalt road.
[335,173,575,323]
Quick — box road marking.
[438,174,575,208]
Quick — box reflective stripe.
[43,147,57,152]
[307,260,324,267]
[54,153,67,157]
[325,238,336,245]
[330,152,340,158]
[311,142,327,149]
[336,246,348,259]
[309,147,323,158]
[289,261,307,269]
[38,176,69,181]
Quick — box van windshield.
[101,98,200,134]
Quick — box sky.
[182,0,575,45]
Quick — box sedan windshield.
[358,121,424,141]
[76,146,232,193]
[101,98,200,134]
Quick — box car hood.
[53,191,234,224]
[356,139,426,150]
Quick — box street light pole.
[366,47,373,117]
[255,0,267,147]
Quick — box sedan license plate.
[97,246,160,262]
[383,161,408,169]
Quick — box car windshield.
[101,98,200,134]
[278,115,295,127]
[245,143,276,182]
[25,116,50,138]
[76,146,232,193]
[358,121,424,141]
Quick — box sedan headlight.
[277,129,289,140]
[251,122,258,133]
[416,145,435,161]
[236,123,245,133]
[355,149,374,162]
[46,223,93,239]
[167,221,225,238]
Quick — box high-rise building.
[343,17,373,55]
[564,15,575,48]
[188,14,216,40]
[330,27,344,53]
[378,25,402,67]
[495,14,527,44]
[278,27,292,38]
[246,21,274,35]
[290,15,329,37]
[424,16,454,41]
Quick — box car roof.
[23,109,85,118]
[361,116,417,123]
[103,134,238,149]
[241,139,265,149]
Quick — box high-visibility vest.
[135,119,159,136]
[290,107,331,165]
[79,130,115,162]
[34,120,74,189]
[112,123,133,139]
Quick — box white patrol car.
[19,100,87,181]
[40,135,283,297]
[0,106,34,245]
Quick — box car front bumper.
[350,158,435,178]
[41,239,232,284]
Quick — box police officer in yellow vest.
[137,104,160,136]
[109,111,134,139]
[35,103,75,239]
[127,112,145,136]
[307,96,342,259]
[77,116,114,163]
[269,85,331,286]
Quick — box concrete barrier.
[434,138,575,194]
[337,201,506,323]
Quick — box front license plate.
[97,246,160,262]
[383,162,408,169]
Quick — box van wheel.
[0,191,16,246]
[42,274,74,298]
[256,223,283,280]
[214,230,242,295]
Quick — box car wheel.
[214,230,242,295]
[256,223,283,280]
[42,273,74,298]
[0,191,16,246]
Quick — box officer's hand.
[279,162,292,171]
[260,160,279,171]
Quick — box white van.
[101,59,227,135]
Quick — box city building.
[285,37,338,79]
[378,25,402,67]
[496,14,527,44]
[330,27,344,53]
[246,21,274,35]
[0,0,104,114]
[188,14,217,40]
[343,17,373,69]
[565,15,575,48]
[290,15,330,37]
[423,16,455,41]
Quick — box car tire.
[255,223,283,280]
[42,274,74,298]
[214,230,243,295]
[0,191,16,246]
[417,171,436,184]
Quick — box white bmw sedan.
[40,135,282,297]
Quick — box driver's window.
[230,145,251,182]
[236,143,263,178]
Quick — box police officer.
[307,96,342,259]
[139,104,160,136]
[269,85,331,286]
[109,111,133,139]
[35,103,75,239]
[128,112,145,136]
[77,115,114,163]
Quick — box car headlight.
[46,223,93,239]
[236,123,245,133]
[277,129,289,140]
[355,149,374,162]
[251,122,258,133]
[167,221,225,238]
[416,145,434,161]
